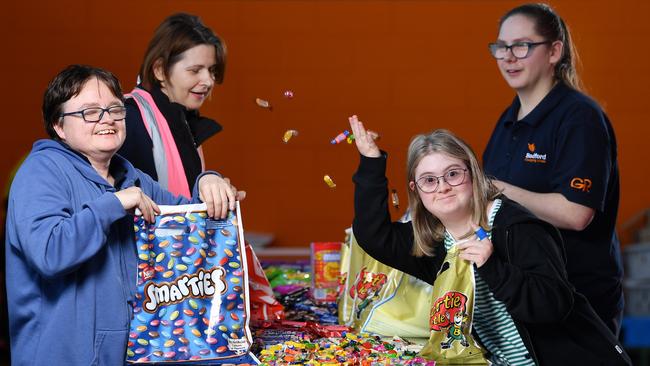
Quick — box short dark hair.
[139,13,227,90]
[42,64,124,140]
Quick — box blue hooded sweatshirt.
[5,140,207,366]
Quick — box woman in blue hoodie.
[4,64,243,366]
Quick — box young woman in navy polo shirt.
[482,3,623,335]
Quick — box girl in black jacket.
[349,116,630,366]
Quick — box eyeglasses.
[414,168,468,193]
[488,41,552,60]
[59,105,127,123]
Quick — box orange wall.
[1,0,648,247]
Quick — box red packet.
[307,322,351,338]
[310,242,342,304]
[244,241,285,325]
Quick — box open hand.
[348,115,381,158]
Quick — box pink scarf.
[126,88,191,198]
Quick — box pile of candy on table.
[249,243,435,366]
[253,322,434,365]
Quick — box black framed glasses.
[488,41,552,60]
[414,168,468,193]
[59,105,127,123]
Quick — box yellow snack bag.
[339,230,433,338]
[419,244,488,364]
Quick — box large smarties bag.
[127,202,258,364]
[338,230,433,338]
[419,244,488,364]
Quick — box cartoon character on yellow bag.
[350,267,388,318]
[441,310,470,349]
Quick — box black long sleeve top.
[351,153,631,366]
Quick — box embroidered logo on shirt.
[524,143,547,163]
[570,178,592,192]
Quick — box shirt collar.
[146,84,188,117]
[502,81,571,127]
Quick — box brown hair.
[500,3,582,91]
[406,129,501,257]
[139,13,226,90]
[43,65,123,140]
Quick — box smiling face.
[496,14,561,94]
[409,152,473,222]
[155,44,217,110]
[53,77,125,166]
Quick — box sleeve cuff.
[86,192,127,227]
[557,189,604,212]
[192,171,222,200]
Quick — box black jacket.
[118,85,222,191]
[352,154,631,366]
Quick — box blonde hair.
[406,129,500,257]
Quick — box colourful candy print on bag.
[127,202,258,364]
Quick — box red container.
[310,242,342,303]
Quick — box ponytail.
[555,16,582,91]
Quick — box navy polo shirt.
[483,82,623,320]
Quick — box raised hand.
[348,115,381,158]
